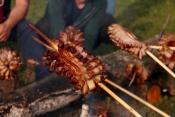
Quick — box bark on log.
[0,35,161,117]
[0,74,82,117]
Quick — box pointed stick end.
[31,36,55,51]
[28,23,34,28]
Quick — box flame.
[103,110,108,117]
[96,105,108,117]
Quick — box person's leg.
[16,20,51,81]
[96,14,116,47]
[35,18,50,38]
[8,27,17,42]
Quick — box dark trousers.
[16,20,51,81]
[96,14,116,47]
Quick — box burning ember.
[96,106,109,117]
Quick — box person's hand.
[0,22,11,42]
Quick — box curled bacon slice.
[158,34,175,69]
[126,62,150,85]
[108,24,148,59]
[0,47,22,80]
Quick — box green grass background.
[115,0,175,40]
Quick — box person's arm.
[47,0,66,39]
[83,1,107,51]
[0,0,29,42]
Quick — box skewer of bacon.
[29,24,170,117]
[108,24,175,79]
[152,33,175,70]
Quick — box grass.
[154,95,175,117]
[115,0,175,40]
[26,0,48,24]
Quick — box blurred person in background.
[37,0,109,51]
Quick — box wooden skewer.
[104,79,171,117]
[128,72,136,87]
[149,45,175,50]
[146,50,175,79]
[98,82,142,117]
[29,24,58,51]
[32,36,56,51]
